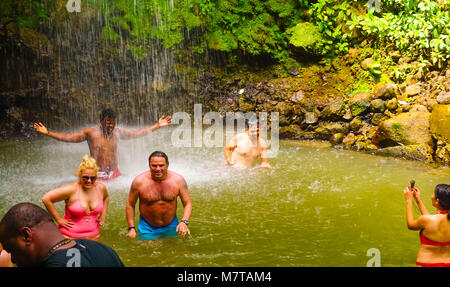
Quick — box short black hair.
[148,151,169,165]
[435,184,450,209]
[0,203,54,238]
[100,109,116,121]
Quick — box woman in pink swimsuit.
[404,183,450,267]
[42,155,109,240]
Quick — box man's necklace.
[47,238,73,257]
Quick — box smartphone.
[410,180,415,190]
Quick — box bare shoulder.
[80,126,100,139]
[83,126,98,134]
[113,127,124,135]
[96,181,108,191]
[168,170,187,186]
[420,214,435,225]
[65,182,80,191]
[49,182,79,197]
[131,171,150,187]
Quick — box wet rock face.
[330,133,344,145]
[304,112,319,124]
[349,117,363,132]
[360,58,375,70]
[430,104,450,143]
[320,101,345,121]
[376,110,432,147]
[375,82,396,99]
[437,92,450,105]
[371,144,434,163]
[385,98,398,111]
[404,84,422,97]
[291,90,304,103]
[314,122,350,140]
[370,99,386,113]
[348,92,375,117]
[435,142,450,165]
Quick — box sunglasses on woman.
[81,176,97,182]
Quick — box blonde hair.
[76,155,98,178]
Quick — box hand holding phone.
[410,180,415,190]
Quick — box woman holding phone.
[404,183,450,267]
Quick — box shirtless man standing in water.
[224,120,271,169]
[34,109,171,180]
[125,151,192,240]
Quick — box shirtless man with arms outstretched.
[34,109,171,180]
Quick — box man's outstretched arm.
[34,122,88,142]
[118,115,171,140]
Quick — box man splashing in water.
[224,119,272,169]
[34,109,171,180]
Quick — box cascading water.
[0,0,205,132]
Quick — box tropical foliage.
[0,0,448,68]
[357,0,449,67]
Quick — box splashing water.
[0,128,448,266]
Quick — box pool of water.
[0,127,449,266]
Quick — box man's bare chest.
[236,140,261,156]
[140,182,179,203]
[88,132,118,151]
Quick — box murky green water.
[0,128,449,267]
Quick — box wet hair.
[0,203,53,238]
[149,151,169,165]
[76,155,98,178]
[434,184,450,220]
[100,108,116,121]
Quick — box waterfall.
[0,0,204,132]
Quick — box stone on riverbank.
[437,92,450,104]
[430,104,450,143]
[375,82,396,99]
[404,84,421,97]
[321,100,345,121]
[314,122,350,140]
[348,92,375,117]
[370,99,386,113]
[371,144,434,163]
[435,142,450,165]
[376,110,432,147]
[329,133,344,145]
